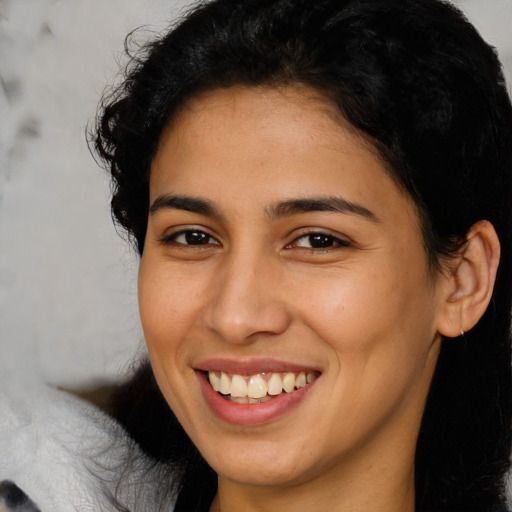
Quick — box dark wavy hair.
[93,0,512,511]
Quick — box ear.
[436,220,500,338]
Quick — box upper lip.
[194,358,320,375]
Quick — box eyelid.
[159,226,221,246]
[286,229,352,250]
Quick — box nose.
[203,252,292,344]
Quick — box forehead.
[150,85,417,228]
[162,84,370,162]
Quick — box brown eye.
[293,233,349,249]
[167,230,220,246]
[307,234,335,248]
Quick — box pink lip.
[195,358,318,375]
[196,367,319,426]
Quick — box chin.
[215,459,308,487]
[197,434,320,487]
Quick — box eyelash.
[160,229,220,246]
[161,229,351,251]
[287,232,351,251]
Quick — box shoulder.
[0,383,175,511]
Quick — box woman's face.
[139,86,445,490]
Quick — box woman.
[94,0,512,510]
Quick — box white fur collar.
[0,384,175,511]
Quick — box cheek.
[138,259,206,345]
[299,267,405,331]
[138,259,203,417]
[295,264,437,440]
[295,257,436,368]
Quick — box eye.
[163,229,220,246]
[290,232,350,250]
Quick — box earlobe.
[437,220,500,338]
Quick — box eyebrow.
[268,196,379,222]
[149,194,220,217]
[149,194,379,223]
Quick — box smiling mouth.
[206,370,320,404]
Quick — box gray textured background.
[1,0,511,390]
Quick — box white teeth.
[230,374,248,397]
[267,373,283,395]
[229,395,272,404]
[248,374,267,398]
[296,371,306,389]
[209,371,221,392]
[230,396,250,404]
[282,372,295,393]
[248,396,271,403]
[219,372,231,395]
[207,370,319,400]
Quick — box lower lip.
[197,371,316,426]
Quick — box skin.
[138,85,492,512]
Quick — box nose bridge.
[204,245,290,344]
